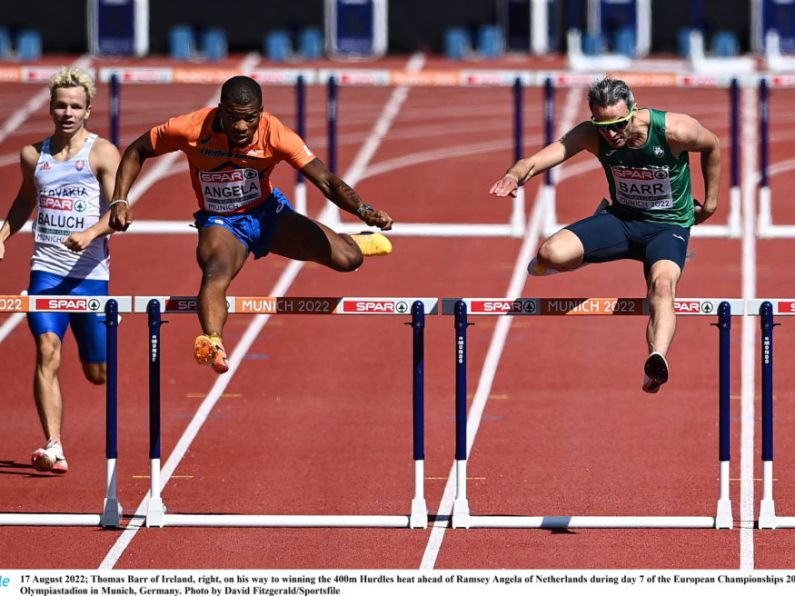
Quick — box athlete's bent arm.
[667,113,721,224]
[0,145,39,261]
[64,138,122,251]
[300,157,393,230]
[108,132,158,231]
[489,122,596,197]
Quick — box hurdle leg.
[145,299,167,527]
[451,300,471,528]
[101,299,123,527]
[101,459,123,527]
[714,301,733,529]
[410,460,427,528]
[147,459,166,528]
[409,301,428,528]
[758,301,777,529]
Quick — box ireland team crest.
[653,146,664,158]
[75,160,85,171]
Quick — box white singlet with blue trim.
[31,133,110,280]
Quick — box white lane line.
[0,312,25,343]
[98,52,425,570]
[419,87,585,570]
[740,85,758,570]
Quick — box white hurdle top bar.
[0,295,133,313]
[747,299,795,315]
[442,297,745,316]
[134,296,438,315]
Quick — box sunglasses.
[591,105,636,132]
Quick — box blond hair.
[49,67,96,105]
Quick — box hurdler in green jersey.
[598,108,694,227]
[489,78,721,394]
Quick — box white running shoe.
[31,439,68,474]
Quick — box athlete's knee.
[83,362,106,385]
[36,335,62,370]
[201,255,236,285]
[647,275,675,302]
[331,238,364,272]
[335,248,364,272]
[538,239,577,268]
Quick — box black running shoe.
[642,352,669,394]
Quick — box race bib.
[199,168,263,212]
[34,190,93,245]
[611,166,673,210]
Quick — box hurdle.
[0,294,130,527]
[443,296,741,529]
[757,77,795,238]
[750,299,795,529]
[135,295,434,528]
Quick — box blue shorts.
[193,189,293,259]
[566,209,691,277]
[27,271,108,363]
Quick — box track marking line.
[740,84,758,571]
[98,52,425,571]
[419,87,585,570]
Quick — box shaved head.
[220,76,262,106]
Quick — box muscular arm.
[489,121,598,197]
[666,112,721,224]
[64,137,122,251]
[300,158,393,230]
[0,145,39,261]
[108,132,158,231]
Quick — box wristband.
[356,203,374,217]
[108,199,129,208]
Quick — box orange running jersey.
[149,107,315,214]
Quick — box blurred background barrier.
[2,0,793,69]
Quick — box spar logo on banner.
[469,299,536,314]
[777,301,795,314]
[342,299,409,314]
[675,300,714,314]
[161,297,231,312]
[165,297,198,312]
[36,298,88,311]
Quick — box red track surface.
[1,53,795,573]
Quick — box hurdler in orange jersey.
[149,106,315,214]
[110,75,394,374]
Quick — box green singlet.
[598,108,695,227]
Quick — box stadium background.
[4,0,752,55]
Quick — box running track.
[1,53,795,572]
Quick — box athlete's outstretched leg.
[643,259,681,393]
[194,226,247,374]
[269,210,365,271]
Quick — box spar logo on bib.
[199,168,263,212]
[612,166,673,210]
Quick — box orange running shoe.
[194,334,229,374]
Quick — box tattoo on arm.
[329,177,361,206]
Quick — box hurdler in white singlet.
[31,133,110,280]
